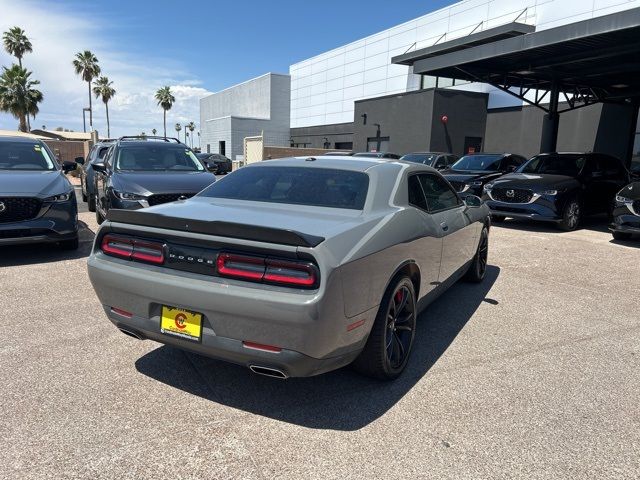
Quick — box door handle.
[440,222,449,232]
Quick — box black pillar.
[540,82,560,153]
[623,101,639,169]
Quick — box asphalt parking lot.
[1,196,639,479]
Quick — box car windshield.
[400,154,437,165]
[115,145,204,172]
[631,158,640,174]
[198,166,369,210]
[518,154,586,177]
[0,142,56,170]
[451,154,502,171]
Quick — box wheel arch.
[384,260,421,300]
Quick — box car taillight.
[216,252,319,288]
[100,234,165,265]
[216,253,265,280]
[264,259,317,287]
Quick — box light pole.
[82,108,91,133]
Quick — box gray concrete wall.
[430,89,488,156]
[353,90,436,155]
[484,102,638,161]
[200,73,291,160]
[290,123,355,149]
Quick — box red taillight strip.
[242,341,282,353]
[263,259,317,287]
[101,234,165,265]
[216,253,265,280]
[216,252,319,288]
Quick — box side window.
[104,146,114,168]
[599,155,626,180]
[434,157,446,169]
[418,174,461,212]
[447,155,458,166]
[408,175,429,211]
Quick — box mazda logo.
[506,190,515,198]
[0,202,5,214]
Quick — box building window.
[335,142,353,150]
[206,144,210,153]
[219,141,226,156]
[420,75,437,89]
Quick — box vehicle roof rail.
[118,135,182,143]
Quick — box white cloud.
[0,0,210,138]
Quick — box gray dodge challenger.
[87,156,490,380]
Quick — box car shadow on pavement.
[135,265,500,431]
[0,221,95,267]
[492,215,609,234]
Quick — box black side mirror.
[62,160,76,174]
[464,195,482,208]
[74,156,85,165]
[92,162,106,173]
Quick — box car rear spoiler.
[106,209,325,248]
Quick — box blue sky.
[0,0,457,135]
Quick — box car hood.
[617,182,640,200]
[112,171,216,195]
[0,170,71,197]
[441,169,502,183]
[488,173,579,190]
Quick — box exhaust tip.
[118,327,143,340]
[249,365,288,379]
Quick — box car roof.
[0,135,44,144]
[245,155,439,174]
[402,152,449,155]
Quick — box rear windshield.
[452,154,502,171]
[0,142,56,170]
[198,166,369,210]
[115,145,204,172]
[519,154,586,177]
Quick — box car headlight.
[483,184,493,192]
[541,190,558,196]
[115,191,146,201]
[615,195,630,203]
[45,192,73,202]
[469,181,483,187]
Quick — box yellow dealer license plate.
[160,306,202,342]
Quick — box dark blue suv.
[0,136,78,249]
[92,136,216,224]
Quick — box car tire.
[352,276,416,381]
[464,225,489,283]
[87,192,96,212]
[60,236,79,250]
[612,231,632,241]
[491,215,506,223]
[558,197,581,231]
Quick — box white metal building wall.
[289,0,640,129]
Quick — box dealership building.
[200,0,640,165]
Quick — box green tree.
[154,86,175,138]
[187,121,195,147]
[92,76,115,137]
[2,27,32,68]
[0,65,43,132]
[175,122,182,139]
[72,50,101,130]
[152,128,157,135]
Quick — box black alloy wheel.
[465,226,489,282]
[559,197,581,231]
[353,276,417,380]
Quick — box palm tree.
[3,27,32,68]
[72,50,100,131]
[187,121,195,147]
[92,76,115,137]
[152,128,157,136]
[154,86,174,138]
[0,65,43,132]
[175,122,182,139]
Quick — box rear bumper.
[87,252,373,377]
[0,202,78,246]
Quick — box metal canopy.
[392,8,640,112]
